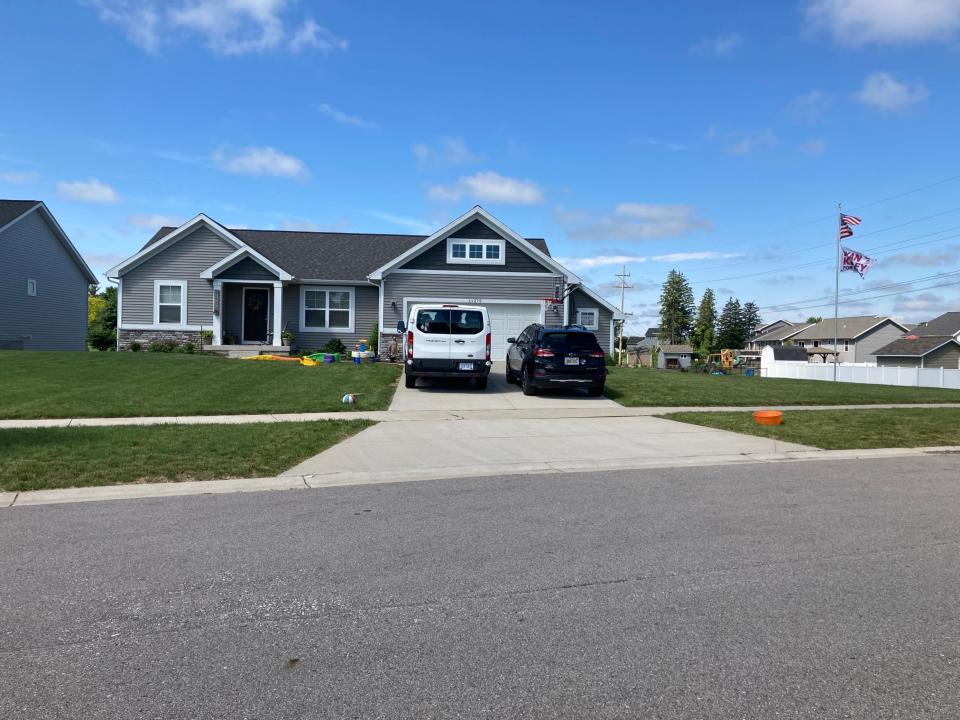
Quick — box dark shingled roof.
[143,224,551,279]
[874,335,959,357]
[0,199,40,228]
[911,311,960,337]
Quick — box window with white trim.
[575,307,599,330]
[446,238,506,265]
[155,281,186,325]
[26,279,37,297]
[300,286,354,331]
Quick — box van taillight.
[485,332,491,360]
[407,330,414,359]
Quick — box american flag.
[840,213,862,226]
[839,224,854,238]
[841,246,875,278]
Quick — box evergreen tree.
[741,301,761,339]
[806,315,822,324]
[716,297,746,350]
[658,270,695,344]
[690,288,718,355]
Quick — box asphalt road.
[2,456,959,719]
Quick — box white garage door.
[488,303,542,360]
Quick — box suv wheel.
[505,364,516,384]
[521,366,537,396]
[587,383,604,397]
[405,373,416,389]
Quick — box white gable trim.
[105,214,244,278]
[0,202,98,284]
[367,206,582,283]
[877,338,960,357]
[200,247,292,281]
[573,283,622,319]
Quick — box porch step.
[205,345,292,359]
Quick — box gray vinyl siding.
[854,321,909,363]
[281,283,379,352]
[924,342,960,369]
[215,256,278,281]
[121,226,234,326]
[0,209,90,350]
[400,219,551,273]
[222,283,244,341]
[876,355,920,368]
[567,289,613,353]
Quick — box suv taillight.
[534,348,555,358]
[485,332,491,360]
[589,350,604,358]
[407,330,414,359]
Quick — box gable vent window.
[447,238,506,266]
[26,279,37,297]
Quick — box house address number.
[466,298,482,303]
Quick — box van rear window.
[541,332,600,352]
[450,310,484,334]
[416,309,450,334]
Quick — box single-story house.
[656,343,693,369]
[786,316,909,363]
[105,206,622,358]
[874,335,960,369]
[0,199,97,350]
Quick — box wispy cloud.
[726,128,778,155]
[855,71,929,112]
[315,103,376,129]
[280,218,320,231]
[290,18,348,53]
[128,213,184,229]
[0,169,40,184]
[212,146,309,180]
[805,0,960,46]
[639,136,694,152]
[412,137,477,168]
[558,203,712,242]
[367,211,434,234]
[558,252,741,271]
[798,138,826,155]
[428,171,543,205]
[690,32,743,57]
[56,178,120,203]
[787,89,835,123]
[892,291,946,313]
[883,245,960,266]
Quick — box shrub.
[164,340,179,353]
[87,327,116,352]
[148,341,166,352]
[605,353,616,366]
[369,323,379,354]
[318,338,347,355]
[182,342,195,354]
[200,330,213,344]
[129,341,142,352]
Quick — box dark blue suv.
[505,324,607,396]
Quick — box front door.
[243,288,269,343]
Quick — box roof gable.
[912,311,960,337]
[790,316,908,341]
[874,335,960,357]
[0,199,97,284]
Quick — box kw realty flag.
[841,246,875,278]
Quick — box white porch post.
[212,279,223,346]
[273,282,284,346]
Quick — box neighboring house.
[656,343,693,369]
[874,336,960,369]
[749,323,811,351]
[786,316,910,363]
[0,199,97,351]
[106,206,622,358]
[752,319,794,339]
[908,311,960,339]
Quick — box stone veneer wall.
[118,328,203,350]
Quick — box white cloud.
[691,32,743,57]
[892,292,945,312]
[83,0,346,56]
[559,203,712,241]
[368,211,434,234]
[128,213,184,228]
[557,251,741,271]
[280,218,319,231]
[726,128,778,155]
[212,146,308,180]
[805,0,960,45]
[639,137,694,152]
[316,103,375,129]
[56,178,120,203]
[855,71,929,111]
[798,138,826,155]
[787,90,835,122]
[0,170,40,184]
[412,137,477,167]
[428,171,543,205]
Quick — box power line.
[764,277,960,314]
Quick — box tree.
[88,285,118,351]
[716,297,747,350]
[741,301,761,339]
[658,270,695,344]
[690,288,718,356]
[806,316,822,324]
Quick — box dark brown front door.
[243,288,269,342]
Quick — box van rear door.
[412,308,451,360]
[449,308,488,364]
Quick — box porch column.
[212,279,223,346]
[273,281,284,346]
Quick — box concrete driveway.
[283,362,811,485]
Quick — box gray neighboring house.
[0,200,97,351]
[873,312,960,368]
[106,206,621,357]
[750,322,810,351]
[786,316,910,363]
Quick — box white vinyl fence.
[762,360,960,390]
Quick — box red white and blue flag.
[841,246,875,278]
[839,213,861,239]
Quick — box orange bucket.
[753,410,782,426]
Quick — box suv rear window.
[415,309,450,334]
[450,310,484,334]
[541,332,600,352]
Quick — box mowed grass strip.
[0,352,401,419]
[0,419,373,492]
[605,367,960,407]
[662,408,960,450]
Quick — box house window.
[797,341,805,347]
[576,307,599,330]
[154,280,187,325]
[844,340,850,351]
[446,238,506,265]
[26,279,37,297]
[813,340,820,347]
[300,286,354,332]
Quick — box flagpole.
[834,202,841,382]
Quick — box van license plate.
[458,362,474,371]
[564,356,579,366]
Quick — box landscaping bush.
[129,341,142,352]
[318,338,347,355]
[182,342,195,354]
[369,323,379,354]
[200,330,213,345]
[148,340,179,353]
[87,327,115,351]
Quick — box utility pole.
[614,265,633,366]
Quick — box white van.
[399,304,492,389]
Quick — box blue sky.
[3,0,960,332]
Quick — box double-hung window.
[575,307,599,330]
[446,238,506,265]
[155,280,187,325]
[301,286,354,332]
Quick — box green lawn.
[663,408,960,450]
[0,352,401,418]
[0,419,373,492]
[605,367,960,407]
